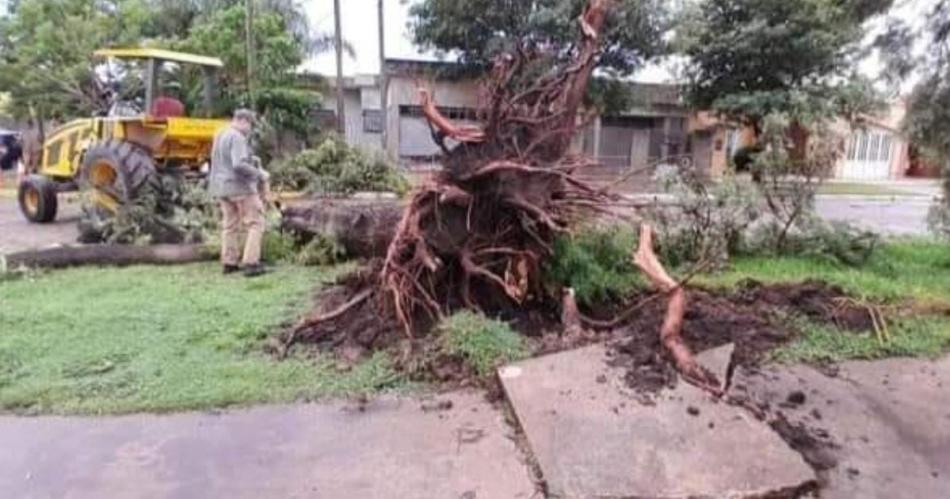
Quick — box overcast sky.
[303,0,931,88]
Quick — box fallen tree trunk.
[3,244,214,269]
[280,199,404,258]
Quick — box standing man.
[209,109,270,277]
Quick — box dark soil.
[284,274,873,394]
[606,280,874,395]
[769,412,840,471]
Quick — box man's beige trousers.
[220,194,265,266]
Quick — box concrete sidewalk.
[0,392,535,499]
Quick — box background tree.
[408,0,669,109]
[0,0,331,157]
[0,0,153,120]
[678,0,892,133]
[176,4,323,154]
[882,0,950,238]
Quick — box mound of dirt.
[733,279,875,331]
[608,280,875,395]
[280,276,874,393]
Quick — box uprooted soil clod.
[606,280,878,396]
[281,273,879,396]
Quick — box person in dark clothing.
[0,133,22,170]
[0,132,23,188]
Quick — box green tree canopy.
[0,0,153,120]
[679,0,892,128]
[408,0,669,79]
[0,0,325,147]
[881,0,950,236]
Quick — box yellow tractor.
[18,48,229,223]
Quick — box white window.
[846,135,857,160]
[857,133,869,161]
[868,133,881,161]
[880,134,892,161]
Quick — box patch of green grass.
[817,182,913,197]
[773,316,950,364]
[0,263,401,415]
[438,311,529,377]
[696,239,950,305]
[547,225,644,306]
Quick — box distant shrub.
[648,168,761,268]
[438,311,528,377]
[547,225,642,306]
[270,137,410,196]
[742,214,879,267]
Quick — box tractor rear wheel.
[18,174,58,223]
[79,140,157,212]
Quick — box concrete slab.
[734,355,950,499]
[499,344,814,498]
[0,391,535,499]
[697,342,735,392]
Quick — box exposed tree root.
[632,225,723,395]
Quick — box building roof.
[94,48,223,68]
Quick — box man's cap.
[234,108,257,123]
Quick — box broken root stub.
[632,225,722,396]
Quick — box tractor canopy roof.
[94,48,223,68]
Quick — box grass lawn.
[0,263,402,415]
[695,239,950,363]
[695,239,950,305]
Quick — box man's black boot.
[223,264,241,275]
[243,263,270,278]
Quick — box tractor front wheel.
[18,174,59,223]
[79,140,157,212]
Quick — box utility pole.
[334,0,346,135]
[245,0,256,109]
[378,0,388,154]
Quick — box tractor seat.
[150,97,186,118]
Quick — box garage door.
[398,106,479,162]
[841,130,893,180]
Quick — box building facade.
[326,59,916,182]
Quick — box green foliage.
[547,225,642,306]
[773,316,950,364]
[928,200,950,241]
[270,138,410,196]
[649,167,762,267]
[0,263,402,415]
[409,0,668,109]
[78,176,219,245]
[295,235,346,266]
[679,0,889,126]
[260,230,298,264]
[696,239,950,305]
[0,0,323,148]
[888,2,950,239]
[0,0,155,119]
[743,215,880,267]
[738,113,880,265]
[438,311,528,377]
[410,0,667,74]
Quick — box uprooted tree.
[286,0,718,393]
